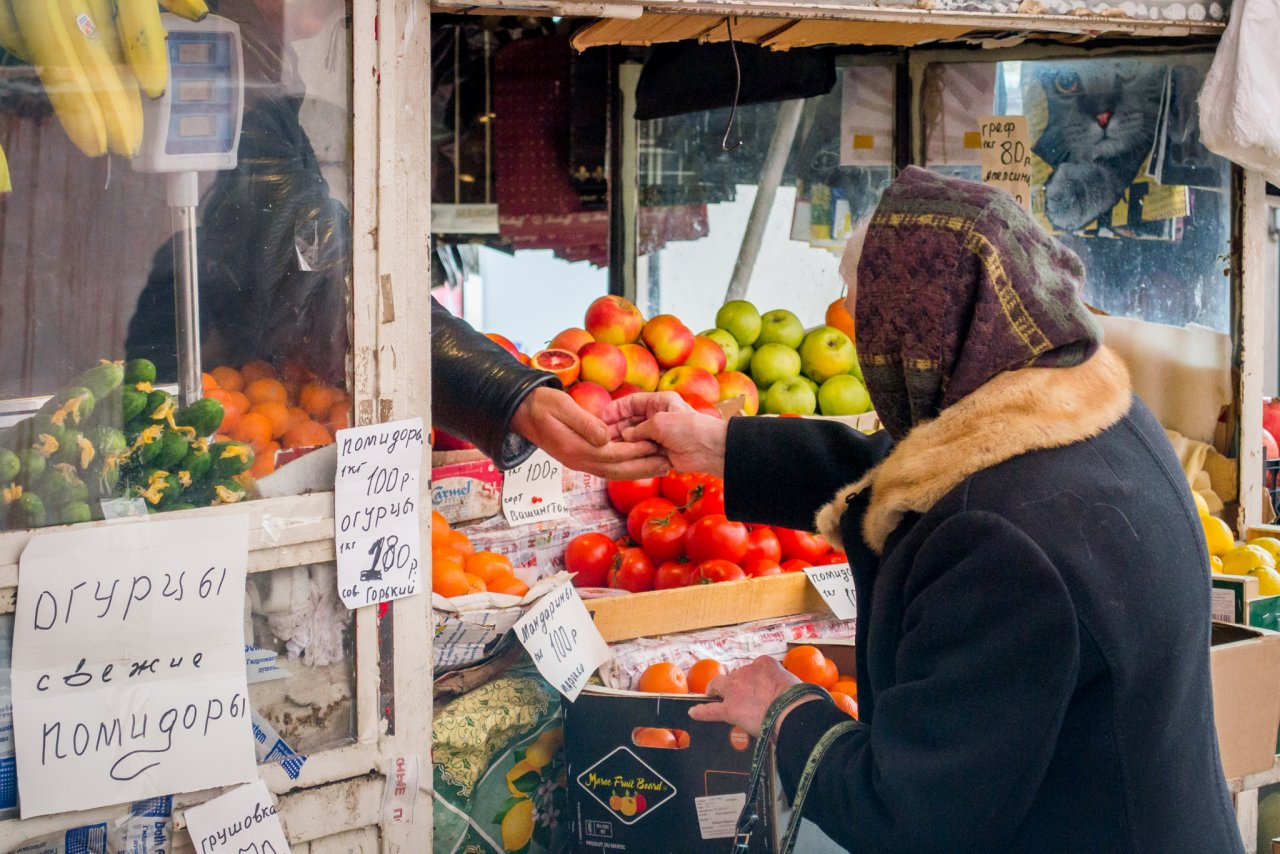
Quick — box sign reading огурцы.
[11,516,256,818]
[334,418,424,609]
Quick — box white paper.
[502,449,569,526]
[514,583,611,701]
[1211,588,1238,624]
[979,115,1032,209]
[695,792,746,840]
[839,66,895,167]
[381,754,419,825]
[334,418,425,609]
[245,646,290,684]
[804,564,858,621]
[12,516,255,818]
[184,780,291,854]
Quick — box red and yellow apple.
[578,341,628,391]
[657,366,718,407]
[684,336,727,374]
[620,343,660,392]
[641,315,696,369]
[584,296,644,345]
[550,327,595,354]
[715,370,759,416]
[569,381,613,417]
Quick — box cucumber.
[8,493,45,528]
[0,449,18,483]
[179,442,213,483]
[144,389,177,421]
[71,363,124,401]
[209,441,254,477]
[210,479,246,505]
[122,387,148,424]
[53,429,82,468]
[39,465,88,508]
[16,449,46,487]
[38,386,95,426]
[124,359,156,386]
[136,427,166,465]
[174,398,225,437]
[134,470,180,508]
[153,430,190,470]
[90,427,127,459]
[57,501,92,525]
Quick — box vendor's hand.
[601,392,729,478]
[688,656,809,737]
[511,387,671,479]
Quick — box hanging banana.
[158,0,208,23]
[0,142,11,194]
[114,0,167,99]
[11,0,107,157]
[0,1,28,62]
[58,0,142,156]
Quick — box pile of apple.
[562,471,848,593]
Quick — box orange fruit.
[531,349,581,386]
[674,729,690,749]
[829,691,859,719]
[328,401,351,431]
[833,678,858,699]
[433,567,471,598]
[239,360,276,384]
[245,378,288,406]
[825,298,855,342]
[636,662,689,694]
[201,372,219,392]
[283,420,333,449]
[249,441,280,478]
[782,646,829,685]
[206,389,245,433]
[686,659,727,694]
[433,550,465,576]
[280,359,313,387]
[431,510,451,540]
[465,551,514,583]
[632,728,676,749]
[300,382,341,418]
[487,572,530,597]
[210,366,244,392]
[252,401,291,438]
[286,407,310,428]
[443,529,474,557]
[822,658,839,690]
[234,412,273,453]
[462,573,487,594]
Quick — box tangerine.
[206,389,245,433]
[686,659,727,694]
[829,691,859,719]
[632,728,676,749]
[487,573,530,597]
[433,550,465,576]
[674,729,691,749]
[201,372,219,392]
[287,406,311,429]
[251,401,291,438]
[328,400,351,431]
[234,412,274,453]
[300,382,342,418]
[833,678,858,699]
[636,662,689,694]
[462,573,487,595]
[431,510,451,540]
[432,567,471,598]
[283,420,333,449]
[782,646,829,685]
[443,529,474,557]
[280,359,313,387]
[821,658,839,689]
[825,298,855,341]
[210,366,244,392]
[465,551,514,583]
[249,441,280,478]
[239,360,276,384]
[245,378,288,406]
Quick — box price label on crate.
[334,418,425,609]
[804,564,857,621]
[515,582,611,701]
[979,115,1032,210]
[502,448,569,526]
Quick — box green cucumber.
[123,359,157,386]
[209,441,254,477]
[174,398,225,437]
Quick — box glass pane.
[922,54,1232,332]
[0,1,354,531]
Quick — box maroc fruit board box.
[564,687,772,853]
[1210,621,1280,779]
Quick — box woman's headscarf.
[853,167,1101,440]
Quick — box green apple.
[715,300,762,347]
[763,377,817,415]
[700,329,741,375]
[735,344,754,373]
[818,375,872,415]
[799,326,856,383]
[849,347,864,382]
[799,376,818,396]
[750,343,802,388]
[757,309,805,349]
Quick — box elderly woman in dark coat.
[604,167,1242,853]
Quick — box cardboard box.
[584,573,830,643]
[431,455,503,524]
[564,687,772,853]
[1211,622,1280,779]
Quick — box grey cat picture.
[1033,60,1167,232]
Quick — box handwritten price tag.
[979,115,1032,210]
[502,448,569,526]
[803,564,857,621]
[334,418,424,609]
[514,583,611,701]
[184,780,291,854]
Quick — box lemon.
[1210,555,1224,573]
[1248,536,1280,562]
[1192,491,1210,516]
[505,759,539,797]
[500,798,534,851]
[1221,544,1275,575]
[1201,515,1236,557]
[1251,566,1280,596]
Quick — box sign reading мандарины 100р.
[12,515,256,818]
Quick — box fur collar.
[815,346,1132,555]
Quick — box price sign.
[804,564,857,621]
[979,115,1032,210]
[184,780,291,854]
[514,583,611,701]
[334,418,425,609]
[502,448,569,526]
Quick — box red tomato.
[780,558,812,573]
[815,551,849,565]
[641,512,688,561]
[661,471,706,506]
[654,560,692,590]
[685,514,749,564]
[626,497,676,543]
[693,559,746,584]
[607,478,662,514]
[565,533,620,588]
[743,528,782,564]
[743,558,782,577]
[610,548,655,592]
[774,528,831,563]
[685,483,726,521]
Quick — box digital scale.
[133,13,245,405]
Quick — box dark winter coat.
[724,347,1242,853]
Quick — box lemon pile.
[1198,493,1280,595]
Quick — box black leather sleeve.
[431,298,560,470]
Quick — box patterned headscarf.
[854,167,1101,440]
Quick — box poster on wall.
[923,63,997,175]
[839,66,895,167]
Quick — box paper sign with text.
[12,516,255,818]
[514,583,610,701]
[803,564,857,621]
[381,754,419,826]
[334,418,424,609]
[502,449,569,527]
[184,780,291,854]
[979,115,1032,210]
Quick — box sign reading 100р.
[334,417,425,609]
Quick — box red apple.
[584,296,644,345]
[715,370,759,416]
[550,327,594,354]
[485,332,520,359]
[1265,398,1280,445]
[684,336,728,374]
[641,315,696,369]
[569,381,612,417]
[612,382,645,400]
[658,366,719,407]
[620,343,660,392]
[578,341,628,391]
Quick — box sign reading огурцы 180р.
[334,418,424,609]
[11,516,256,818]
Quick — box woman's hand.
[688,656,809,737]
[510,387,671,479]
[600,392,729,478]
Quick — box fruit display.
[431,510,530,599]
[563,470,847,593]
[1199,496,1280,595]
[0,357,251,529]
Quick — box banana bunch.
[3,0,208,160]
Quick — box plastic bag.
[1197,0,1280,183]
